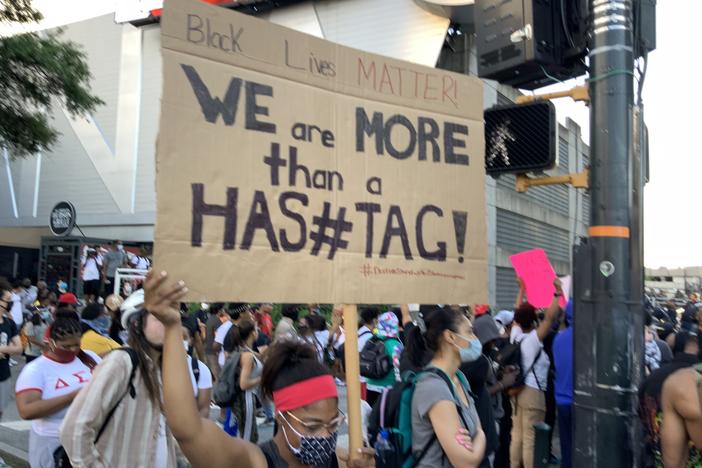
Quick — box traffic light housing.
[484,101,557,175]
[475,0,587,89]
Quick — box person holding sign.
[144,270,375,468]
[404,307,486,467]
[508,279,563,468]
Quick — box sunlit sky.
[2,0,699,268]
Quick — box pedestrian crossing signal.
[484,101,557,176]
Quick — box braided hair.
[49,314,82,341]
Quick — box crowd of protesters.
[0,267,699,468]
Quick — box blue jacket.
[553,327,573,406]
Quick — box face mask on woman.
[453,334,482,363]
[50,340,79,362]
[280,413,338,466]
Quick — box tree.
[0,0,103,159]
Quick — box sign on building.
[49,201,76,237]
[154,0,487,304]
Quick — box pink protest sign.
[509,249,558,308]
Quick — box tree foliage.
[0,0,103,159]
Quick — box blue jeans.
[557,404,572,468]
[263,397,274,419]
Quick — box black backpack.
[360,336,391,380]
[213,349,242,406]
[495,337,543,395]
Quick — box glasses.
[282,409,346,436]
[453,331,476,344]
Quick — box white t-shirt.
[82,256,102,281]
[132,256,151,270]
[510,329,550,391]
[215,321,233,367]
[187,356,213,397]
[10,292,23,326]
[15,351,101,437]
[153,415,168,468]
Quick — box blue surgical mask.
[453,334,482,363]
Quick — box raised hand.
[143,270,188,327]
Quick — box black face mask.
[1,301,12,313]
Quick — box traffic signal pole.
[573,0,643,466]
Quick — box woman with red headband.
[145,270,375,467]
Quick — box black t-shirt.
[461,356,499,460]
[258,439,338,468]
[0,318,18,381]
[181,314,199,339]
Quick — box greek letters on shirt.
[15,352,101,437]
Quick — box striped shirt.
[59,349,179,467]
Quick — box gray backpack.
[213,350,242,406]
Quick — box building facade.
[0,0,589,306]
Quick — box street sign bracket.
[515,84,590,104]
[516,169,589,193]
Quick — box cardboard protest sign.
[154,0,487,304]
[509,249,558,308]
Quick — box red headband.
[273,375,338,412]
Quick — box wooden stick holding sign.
[343,304,363,460]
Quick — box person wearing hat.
[104,294,126,345]
[494,310,515,338]
[60,289,183,467]
[464,314,520,468]
[57,293,78,312]
[79,303,121,358]
[459,313,499,467]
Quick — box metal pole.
[573,0,642,466]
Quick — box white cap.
[494,310,515,327]
[120,289,144,329]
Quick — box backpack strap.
[410,433,438,468]
[379,388,389,428]
[694,363,702,413]
[95,348,139,442]
[422,368,470,427]
[191,355,200,385]
[409,368,471,468]
[518,337,545,392]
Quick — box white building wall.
[0,0,450,244]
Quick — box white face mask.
[117,244,124,252]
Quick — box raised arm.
[514,277,526,309]
[400,304,412,328]
[144,271,266,468]
[536,278,563,342]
